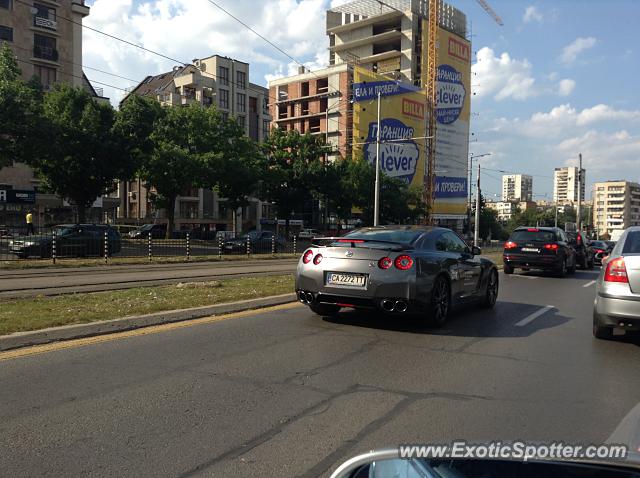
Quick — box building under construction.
[269,0,471,230]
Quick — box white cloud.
[82,0,333,105]
[576,104,640,125]
[557,78,575,96]
[472,47,537,101]
[560,37,597,64]
[557,130,640,173]
[523,6,543,23]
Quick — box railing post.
[104,230,108,264]
[293,236,297,255]
[52,230,57,264]
[148,232,152,262]
[271,234,276,256]
[246,235,250,257]
[186,232,190,261]
[218,236,222,259]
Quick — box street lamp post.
[469,153,491,239]
[373,90,382,227]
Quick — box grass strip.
[0,275,294,335]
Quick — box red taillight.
[527,228,539,232]
[394,255,414,270]
[504,241,517,249]
[378,257,393,269]
[313,254,323,265]
[302,250,314,264]
[577,235,582,245]
[595,249,604,254]
[604,257,628,283]
[544,244,559,250]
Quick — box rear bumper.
[503,254,561,269]
[594,293,640,330]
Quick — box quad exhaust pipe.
[381,299,408,313]
[298,291,315,304]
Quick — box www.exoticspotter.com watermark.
[399,441,629,462]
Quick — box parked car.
[295,226,499,326]
[222,230,287,254]
[503,226,576,277]
[9,224,121,259]
[592,226,640,339]
[297,228,320,240]
[589,240,613,265]
[128,224,167,239]
[565,230,594,269]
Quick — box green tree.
[140,104,221,237]
[261,128,328,234]
[201,116,262,233]
[115,94,164,170]
[32,84,134,223]
[0,42,45,168]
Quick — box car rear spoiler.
[310,237,411,250]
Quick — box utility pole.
[474,162,481,247]
[555,202,558,228]
[373,90,382,227]
[576,153,582,231]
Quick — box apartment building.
[502,174,532,202]
[553,167,585,205]
[0,0,118,228]
[122,55,272,233]
[268,64,352,162]
[592,180,640,237]
[326,0,466,85]
[486,200,536,222]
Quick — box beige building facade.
[122,55,272,233]
[593,181,640,237]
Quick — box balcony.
[33,16,57,31]
[33,45,58,62]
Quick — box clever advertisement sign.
[352,66,426,189]
[422,23,472,218]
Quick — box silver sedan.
[294,226,499,326]
[593,226,640,339]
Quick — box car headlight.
[22,241,37,246]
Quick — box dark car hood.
[12,235,51,243]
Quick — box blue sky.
[83,0,640,199]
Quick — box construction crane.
[476,0,504,26]
[423,0,502,224]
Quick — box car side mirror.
[471,246,482,256]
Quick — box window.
[34,65,56,89]
[221,112,229,122]
[436,232,468,253]
[0,0,11,9]
[249,96,257,113]
[183,86,196,99]
[33,3,56,29]
[236,71,246,89]
[34,34,57,61]
[218,89,229,109]
[236,116,246,131]
[218,66,229,86]
[0,25,11,42]
[622,231,640,254]
[236,93,246,113]
[262,120,270,136]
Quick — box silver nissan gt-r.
[295,225,499,326]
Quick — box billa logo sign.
[402,98,424,120]
[448,37,470,63]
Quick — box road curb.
[0,293,297,352]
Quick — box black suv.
[9,224,121,259]
[503,226,576,277]
[128,224,167,239]
[565,230,594,269]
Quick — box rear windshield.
[331,229,421,249]
[622,231,640,254]
[590,241,606,249]
[510,230,556,243]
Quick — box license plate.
[326,272,366,287]
[521,247,539,252]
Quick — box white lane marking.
[583,280,596,288]
[515,305,555,327]
[511,274,538,280]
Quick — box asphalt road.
[1,268,639,477]
[0,259,299,298]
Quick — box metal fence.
[0,226,312,263]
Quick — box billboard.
[352,66,427,191]
[422,22,472,218]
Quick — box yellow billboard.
[351,66,426,192]
[422,23,472,218]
